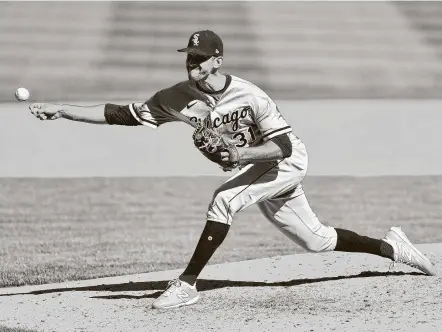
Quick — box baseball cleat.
[152,279,200,309]
[383,226,436,276]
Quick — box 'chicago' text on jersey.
[212,106,251,131]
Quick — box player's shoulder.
[152,80,204,105]
[229,75,276,110]
[229,75,272,100]
[148,79,211,116]
[155,80,193,96]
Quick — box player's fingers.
[30,103,46,116]
[30,103,43,110]
[29,104,38,116]
[37,113,47,120]
[220,151,230,161]
[32,110,42,117]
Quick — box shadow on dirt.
[0,270,423,299]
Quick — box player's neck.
[197,72,226,93]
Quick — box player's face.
[186,53,215,81]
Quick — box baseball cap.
[177,30,223,57]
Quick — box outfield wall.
[1,100,441,177]
[1,1,441,101]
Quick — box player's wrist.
[57,110,65,119]
[227,145,240,166]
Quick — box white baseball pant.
[206,139,337,253]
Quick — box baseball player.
[30,30,436,310]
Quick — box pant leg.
[258,185,338,252]
[206,140,309,225]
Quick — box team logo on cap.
[192,33,200,46]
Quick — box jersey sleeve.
[252,96,292,141]
[128,102,166,129]
[128,92,175,129]
[104,103,142,126]
[129,83,198,129]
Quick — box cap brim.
[177,47,212,56]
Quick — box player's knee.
[213,189,238,208]
[208,190,237,223]
[303,234,337,253]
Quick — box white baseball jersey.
[128,74,337,252]
[129,75,299,148]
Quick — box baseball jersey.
[129,75,296,148]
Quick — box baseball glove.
[192,117,240,172]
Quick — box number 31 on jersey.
[232,127,256,147]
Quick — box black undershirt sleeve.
[271,133,292,158]
[104,103,141,126]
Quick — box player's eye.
[187,54,211,66]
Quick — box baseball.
[15,87,30,102]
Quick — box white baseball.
[15,87,30,102]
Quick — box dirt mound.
[0,244,440,332]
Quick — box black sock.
[179,220,230,286]
[334,228,394,260]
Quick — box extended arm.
[30,103,141,126]
[58,104,107,124]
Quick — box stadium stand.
[0,1,441,101]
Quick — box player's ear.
[213,56,223,69]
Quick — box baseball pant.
[206,140,337,252]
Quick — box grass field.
[1,175,441,288]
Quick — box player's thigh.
[207,160,303,224]
[258,186,337,252]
